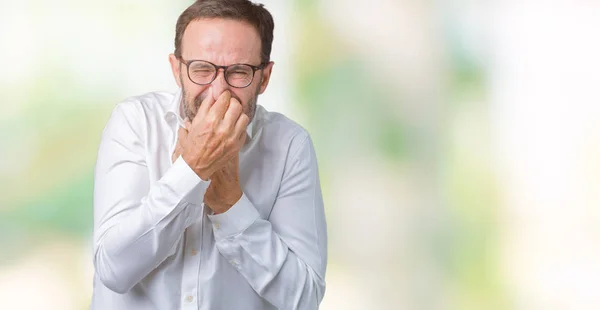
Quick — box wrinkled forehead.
[181,18,262,65]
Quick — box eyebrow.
[182,57,262,66]
[181,50,260,66]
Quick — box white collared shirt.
[91,91,327,310]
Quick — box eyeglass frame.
[177,57,267,88]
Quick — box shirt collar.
[164,89,254,140]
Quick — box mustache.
[196,92,242,108]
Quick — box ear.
[169,54,182,88]
[258,61,274,95]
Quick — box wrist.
[212,205,229,215]
[182,153,212,180]
[212,191,242,215]
[197,169,211,181]
[226,190,243,207]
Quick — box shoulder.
[107,91,177,129]
[103,91,177,138]
[253,105,313,159]
[115,91,176,117]
[256,105,309,138]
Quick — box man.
[90,1,327,309]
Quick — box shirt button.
[190,249,197,256]
[231,260,238,266]
[186,295,194,302]
[215,222,220,229]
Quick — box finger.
[196,88,215,121]
[238,130,248,147]
[233,113,250,145]
[208,90,231,121]
[222,97,243,130]
[177,125,188,143]
[175,127,188,153]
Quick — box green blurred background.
[2,1,600,309]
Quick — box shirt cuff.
[165,155,211,202]
[207,193,260,239]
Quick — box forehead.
[181,18,262,64]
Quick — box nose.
[210,69,231,101]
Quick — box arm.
[93,102,209,294]
[207,134,328,309]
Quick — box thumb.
[184,119,192,130]
[177,125,188,142]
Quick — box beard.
[181,79,260,123]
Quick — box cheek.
[239,80,262,101]
[185,83,208,101]
[232,90,254,106]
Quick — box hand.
[181,88,249,180]
[203,154,243,214]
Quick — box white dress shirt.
[91,91,327,310]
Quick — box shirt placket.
[198,211,217,310]
[180,206,205,310]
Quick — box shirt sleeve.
[93,101,210,294]
[207,133,328,310]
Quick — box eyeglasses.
[178,58,266,88]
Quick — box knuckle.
[224,138,236,150]
[200,121,214,134]
[231,100,242,111]
[215,126,228,137]
[228,105,240,117]
[240,114,249,124]
[206,115,218,126]
[206,140,220,151]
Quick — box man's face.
[169,18,274,122]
